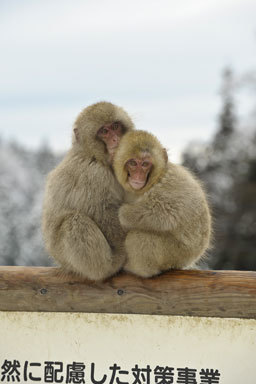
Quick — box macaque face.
[126,156,152,190]
[97,122,123,158]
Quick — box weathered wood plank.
[0,266,256,318]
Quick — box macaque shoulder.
[45,152,123,211]
[145,163,206,203]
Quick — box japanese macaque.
[42,101,134,281]
[113,130,212,277]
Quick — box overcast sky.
[0,0,255,161]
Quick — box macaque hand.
[118,203,144,230]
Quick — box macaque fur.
[42,102,134,281]
[113,130,212,277]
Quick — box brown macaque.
[42,101,134,281]
[113,130,212,277]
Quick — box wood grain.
[0,267,256,319]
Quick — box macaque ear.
[74,128,79,142]
[163,148,168,163]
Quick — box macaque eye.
[112,122,119,130]
[128,160,137,167]
[98,127,108,135]
[142,161,150,167]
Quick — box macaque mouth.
[128,175,149,190]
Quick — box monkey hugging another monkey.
[42,102,212,281]
[42,102,134,281]
[113,130,212,277]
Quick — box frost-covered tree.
[182,68,256,270]
[0,140,62,266]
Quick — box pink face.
[97,122,123,158]
[125,157,152,190]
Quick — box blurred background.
[0,0,255,269]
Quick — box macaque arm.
[119,200,178,232]
[48,212,125,281]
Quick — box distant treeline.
[0,140,62,266]
[182,69,256,270]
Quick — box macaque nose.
[134,169,145,181]
[109,132,120,147]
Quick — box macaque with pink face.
[113,130,212,278]
[42,101,135,281]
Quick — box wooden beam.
[0,266,256,319]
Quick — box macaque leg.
[123,230,193,278]
[52,213,125,281]
[123,230,167,277]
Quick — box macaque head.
[113,131,168,194]
[72,102,134,164]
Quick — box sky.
[0,0,256,162]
